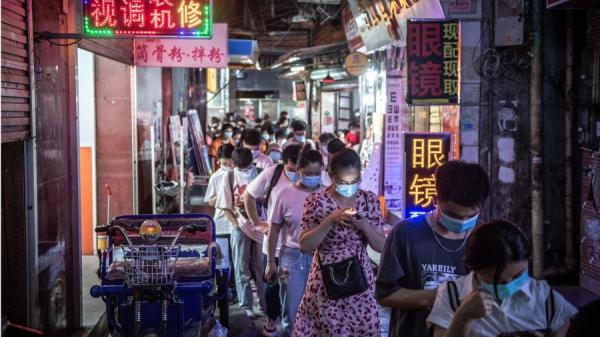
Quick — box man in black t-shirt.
[375,161,490,337]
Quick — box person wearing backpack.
[265,147,326,337]
[243,144,302,336]
[427,220,577,337]
[216,147,267,319]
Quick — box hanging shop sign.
[294,81,307,101]
[347,0,444,50]
[407,20,460,104]
[403,132,451,219]
[341,2,364,51]
[344,52,369,77]
[83,0,213,38]
[133,23,227,68]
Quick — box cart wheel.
[216,272,229,328]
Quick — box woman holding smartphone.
[291,149,386,337]
[427,220,577,337]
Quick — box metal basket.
[121,245,180,286]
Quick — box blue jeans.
[231,227,266,311]
[278,246,312,337]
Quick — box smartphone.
[354,211,368,218]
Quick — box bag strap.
[545,288,556,331]
[447,281,461,312]
[264,164,284,207]
[228,170,235,207]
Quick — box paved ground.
[82,255,106,328]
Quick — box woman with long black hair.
[427,220,577,337]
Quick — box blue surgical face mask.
[480,271,530,301]
[336,183,359,197]
[252,150,261,158]
[295,135,306,142]
[269,151,282,163]
[262,133,271,141]
[439,210,479,233]
[285,170,298,182]
[224,131,233,139]
[300,175,321,188]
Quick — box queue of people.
[204,112,584,337]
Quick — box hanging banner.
[348,0,444,50]
[403,132,451,219]
[83,0,213,38]
[384,77,408,210]
[133,23,227,68]
[407,20,460,104]
[341,2,364,51]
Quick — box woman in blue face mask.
[427,220,578,337]
[290,149,386,337]
[265,148,324,336]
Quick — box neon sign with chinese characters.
[403,133,451,219]
[83,0,213,38]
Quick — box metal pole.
[530,0,544,279]
[25,0,40,327]
[564,10,575,271]
[180,125,185,214]
[151,127,157,214]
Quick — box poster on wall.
[294,81,307,101]
[321,92,336,133]
[384,77,409,210]
[403,132,451,219]
[407,20,460,104]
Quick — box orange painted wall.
[80,147,94,255]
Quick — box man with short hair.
[241,128,274,169]
[216,147,267,319]
[282,120,315,149]
[376,161,490,337]
[243,144,302,337]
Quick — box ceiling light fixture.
[321,71,335,84]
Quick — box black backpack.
[228,164,283,219]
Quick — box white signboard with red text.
[134,23,227,68]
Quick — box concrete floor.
[82,255,105,328]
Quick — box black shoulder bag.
[318,192,369,300]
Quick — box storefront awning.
[269,42,348,69]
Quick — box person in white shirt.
[266,147,326,337]
[427,220,577,337]
[216,147,267,319]
[204,143,235,272]
[204,143,235,235]
[242,128,274,170]
[243,144,303,336]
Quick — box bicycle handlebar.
[96,223,206,248]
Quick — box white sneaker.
[245,309,257,319]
